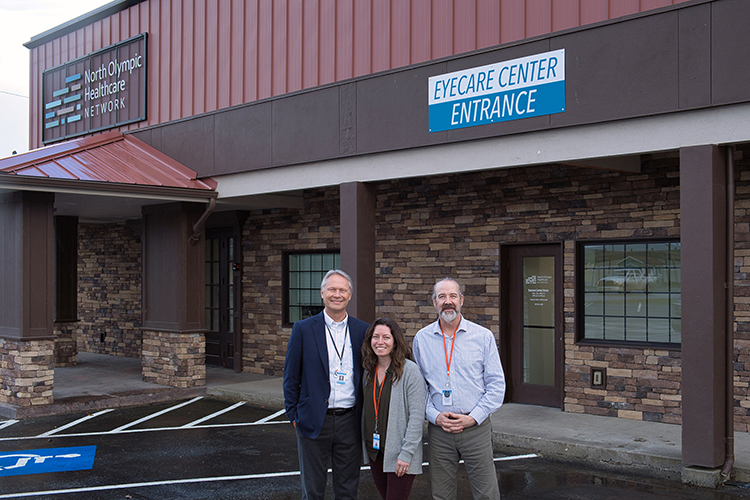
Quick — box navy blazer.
[283,311,369,439]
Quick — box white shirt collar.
[324,310,348,329]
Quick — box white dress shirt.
[324,310,356,408]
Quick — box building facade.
[1,0,748,472]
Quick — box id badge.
[334,369,349,385]
[443,389,453,406]
[373,433,381,450]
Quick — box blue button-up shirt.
[413,316,505,425]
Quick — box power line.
[0,90,29,99]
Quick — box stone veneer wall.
[53,322,78,367]
[0,338,54,406]
[240,157,685,423]
[373,155,682,424]
[142,331,206,388]
[77,223,142,358]
[731,145,750,432]
[237,151,750,426]
[241,187,340,375]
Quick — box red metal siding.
[28,0,693,149]
[526,0,552,38]
[432,0,453,60]
[320,0,337,85]
[477,0,501,48]
[454,0,477,55]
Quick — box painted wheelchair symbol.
[0,453,81,470]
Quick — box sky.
[0,0,112,159]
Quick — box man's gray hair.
[432,277,463,300]
[321,269,354,293]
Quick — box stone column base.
[54,322,78,367]
[0,338,55,406]
[142,330,206,388]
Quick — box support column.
[680,145,727,468]
[0,192,55,407]
[54,216,78,367]
[141,202,207,388]
[340,182,376,324]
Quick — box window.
[579,241,681,346]
[284,252,340,324]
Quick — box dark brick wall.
[238,155,687,424]
[77,223,142,358]
[67,147,750,427]
[240,187,340,375]
[731,145,750,431]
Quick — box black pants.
[296,410,361,500]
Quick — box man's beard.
[440,307,458,323]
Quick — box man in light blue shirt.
[413,278,505,500]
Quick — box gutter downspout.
[722,145,735,480]
[189,197,216,246]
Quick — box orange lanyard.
[373,370,387,424]
[441,323,459,379]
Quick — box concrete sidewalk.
[1,352,748,487]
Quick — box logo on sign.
[42,33,147,144]
[0,446,96,477]
[428,49,565,133]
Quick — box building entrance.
[205,229,236,369]
[503,244,563,408]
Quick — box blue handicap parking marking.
[0,445,96,477]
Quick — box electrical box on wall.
[591,368,606,388]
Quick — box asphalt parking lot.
[2,397,750,500]
[0,397,307,499]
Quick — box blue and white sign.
[428,49,565,133]
[0,446,96,477]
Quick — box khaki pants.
[427,418,500,500]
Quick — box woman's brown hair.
[362,317,412,384]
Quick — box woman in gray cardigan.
[361,317,426,500]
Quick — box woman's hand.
[395,459,409,477]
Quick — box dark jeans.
[369,453,417,500]
[296,410,361,500]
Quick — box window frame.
[282,250,341,326]
[575,238,681,349]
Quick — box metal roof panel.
[0,131,214,193]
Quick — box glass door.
[506,244,563,407]
[205,229,235,368]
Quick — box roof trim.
[0,174,216,203]
[24,0,147,49]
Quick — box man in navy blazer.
[283,269,369,500]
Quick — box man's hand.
[436,412,476,433]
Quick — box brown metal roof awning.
[0,131,216,222]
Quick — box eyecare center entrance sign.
[428,49,565,133]
[42,33,147,144]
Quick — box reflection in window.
[286,252,341,324]
[581,241,680,345]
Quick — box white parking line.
[0,471,301,498]
[181,401,246,428]
[253,408,286,424]
[0,421,18,431]
[108,396,204,433]
[37,409,114,437]
[0,417,290,443]
[0,454,539,498]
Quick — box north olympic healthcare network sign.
[428,49,565,133]
[41,33,147,144]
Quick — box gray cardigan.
[362,359,426,474]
